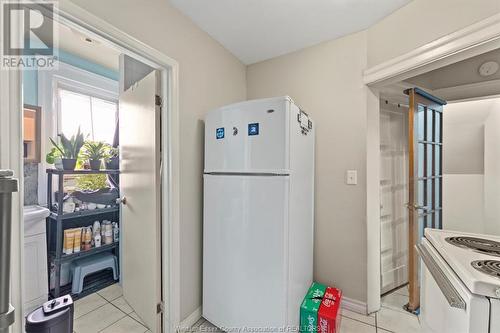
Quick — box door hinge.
[157,302,164,314]
[155,94,163,107]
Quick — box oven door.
[418,238,490,333]
[489,298,500,333]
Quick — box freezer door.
[203,174,289,329]
[204,97,290,173]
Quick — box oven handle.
[416,243,467,310]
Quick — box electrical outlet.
[346,170,357,185]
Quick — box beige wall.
[484,104,500,236]
[442,99,500,234]
[246,0,500,306]
[67,0,247,320]
[247,31,369,302]
[367,0,500,67]
[443,100,494,175]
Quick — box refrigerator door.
[203,174,289,329]
[204,96,291,174]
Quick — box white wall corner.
[342,296,369,315]
[366,87,381,314]
[177,307,202,332]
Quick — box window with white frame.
[37,61,119,205]
[58,88,118,144]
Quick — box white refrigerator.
[203,96,315,330]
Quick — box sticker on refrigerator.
[216,128,225,139]
[248,123,259,136]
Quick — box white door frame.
[0,2,181,332]
[363,13,500,314]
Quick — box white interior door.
[380,105,409,294]
[119,70,161,331]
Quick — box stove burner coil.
[445,236,500,257]
[471,260,500,278]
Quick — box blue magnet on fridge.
[248,123,259,136]
[216,128,225,139]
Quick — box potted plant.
[81,141,107,171]
[48,128,85,170]
[46,147,63,170]
[105,146,119,170]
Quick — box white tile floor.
[190,285,424,333]
[73,284,151,333]
[74,284,422,333]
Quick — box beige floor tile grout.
[125,312,148,328]
[340,314,376,327]
[75,302,109,320]
[74,289,148,333]
[96,314,128,333]
[74,298,121,333]
[74,299,108,320]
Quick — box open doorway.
[16,5,175,332]
[377,46,500,314]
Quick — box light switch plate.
[346,170,357,185]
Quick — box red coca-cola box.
[317,287,342,333]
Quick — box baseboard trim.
[341,296,368,315]
[178,307,202,331]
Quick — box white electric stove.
[418,228,500,333]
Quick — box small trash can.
[25,295,74,333]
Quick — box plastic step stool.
[70,254,118,294]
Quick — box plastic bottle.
[82,227,92,251]
[73,228,82,253]
[94,233,102,248]
[112,222,119,242]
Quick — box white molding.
[366,88,381,314]
[8,2,182,332]
[341,296,368,315]
[364,13,500,86]
[177,307,202,332]
[0,69,24,333]
[433,79,500,102]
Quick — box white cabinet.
[23,206,49,314]
[24,233,49,313]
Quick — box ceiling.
[170,0,412,64]
[405,48,500,101]
[57,23,120,71]
[35,19,120,71]
[408,48,500,90]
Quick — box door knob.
[116,197,127,205]
[405,203,430,211]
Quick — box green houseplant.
[81,141,107,170]
[105,146,119,170]
[75,174,107,191]
[48,128,85,170]
[45,147,63,170]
